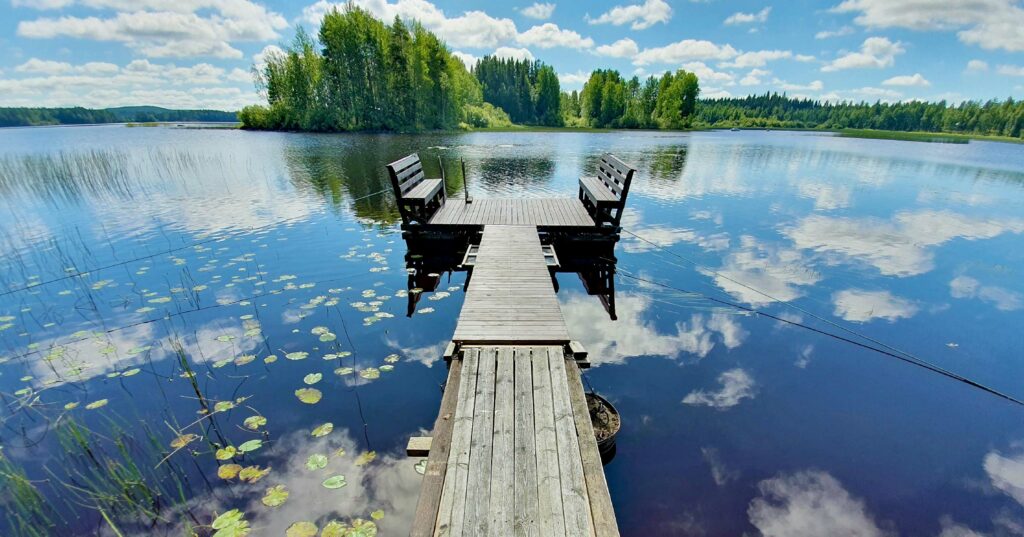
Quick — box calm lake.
[1,125,1024,536]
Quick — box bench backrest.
[386,153,425,199]
[597,154,635,203]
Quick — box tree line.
[697,93,1024,137]
[0,106,236,127]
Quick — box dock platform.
[428,198,594,228]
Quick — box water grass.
[835,128,1024,144]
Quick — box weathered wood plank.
[548,348,594,536]
[564,358,620,537]
[435,349,479,537]
[532,347,567,537]
[410,359,462,537]
[489,347,515,537]
[513,348,539,537]
[465,347,497,536]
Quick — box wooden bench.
[387,153,446,225]
[578,154,635,228]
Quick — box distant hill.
[0,106,238,127]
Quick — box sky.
[0,0,1022,111]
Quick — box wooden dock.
[454,225,569,344]
[411,346,617,537]
[390,152,635,537]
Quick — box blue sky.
[0,0,1022,110]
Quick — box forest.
[0,106,236,127]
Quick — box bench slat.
[405,178,443,201]
[579,176,618,204]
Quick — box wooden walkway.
[411,346,618,537]
[453,225,569,344]
[428,198,594,227]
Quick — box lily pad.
[285,351,309,361]
[261,484,289,507]
[320,521,346,537]
[285,521,318,537]
[237,439,263,453]
[303,372,323,385]
[211,509,250,537]
[383,354,400,363]
[238,465,271,483]
[414,459,427,475]
[348,519,378,537]
[311,326,330,335]
[295,388,322,404]
[334,366,354,376]
[214,400,236,412]
[64,402,80,410]
[379,365,394,372]
[306,453,328,470]
[370,510,384,520]
[217,464,243,480]
[355,451,377,466]
[311,422,333,437]
[171,434,199,449]
[321,474,348,489]
[243,415,267,430]
[264,355,278,364]
[234,354,256,366]
[122,368,141,377]
[359,368,380,380]
[85,399,108,410]
[216,446,237,460]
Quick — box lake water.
[1,125,1024,536]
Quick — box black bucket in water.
[586,392,620,464]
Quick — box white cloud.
[493,46,534,61]
[741,68,771,86]
[949,275,1022,311]
[520,2,555,20]
[15,57,71,74]
[303,0,517,49]
[17,1,287,59]
[595,37,640,58]
[558,70,591,87]
[516,23,593,49]
[721,49,792,68]
[833,0,1024,52]
[882,73,931,86]
[724,7,772,26]
[966,59,989,72]
[796,181,851,209]
[822,36,905,72]
[683,368,756,409]
[832,289,918,322]
[633,39,738,66]
[683,61,736,85]
[587,0,672,30]
[784,211,1024,277]
[816,26,854,39]
[748,470,886,537]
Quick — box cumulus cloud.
[721,49,793,68]
[882,73,931,86]
[984,447,1024,506]
[832,0,1024,52]
[516,23,593,49]
[683,368,756,409]
[520,2,555,20]
[595,37,640,58]
[451,51,478,68]
[949,275,1022,311]
[822,36,905,71]
[702,235,821,307]
[997,64,1024,76]
[748,470,887,537]
[558,70,591,86]
[966,59,989,72]
[832,289,918,322]
[16,0,287,59]
[775,79,825,92]
[683,61,736,85]
[493,46,534,61]
[586,0,672,30]
[633,39,738,66]
[741,68,770,86]
[724,7,772,26]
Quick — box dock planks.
[453,225,569,344]
[418,346,618,537]
[428,198,594,227]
